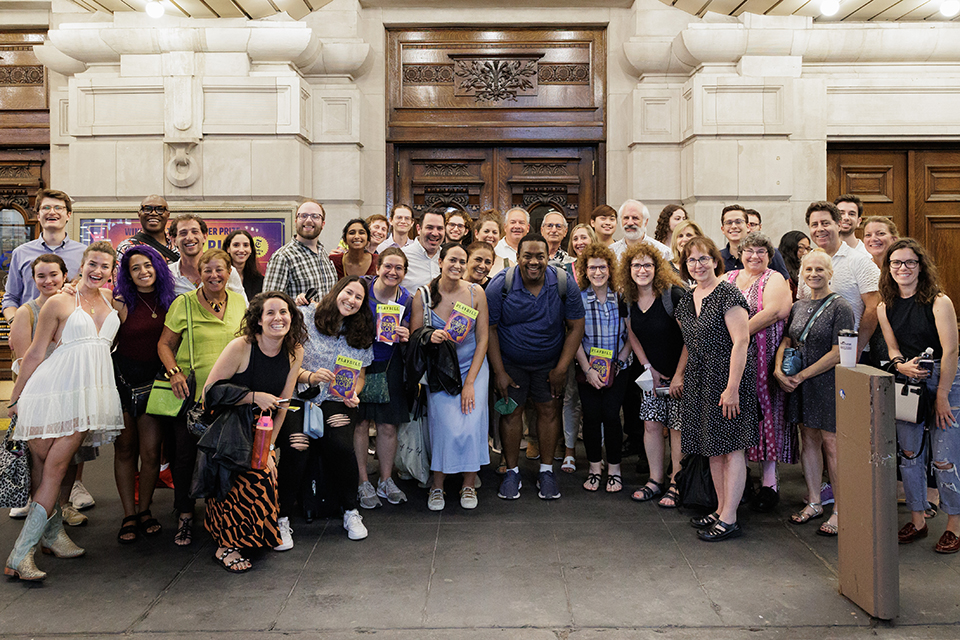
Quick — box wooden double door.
[828,146,960,310]
[390,145,600,233]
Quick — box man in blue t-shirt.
[486,233,585,501]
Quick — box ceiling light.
[145,1,165,19]
[942,0,960,17]
[820,0,840,16]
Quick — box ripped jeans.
[896,362,960,516]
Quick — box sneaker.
[9,505,28,519]
[274,516,294,551]
[427,488,445,511]
[498,469,522,500]
[62,504,88,526]
[343,509,368,540]
[525,439,540,460]
[460,486,478,510]
[70,481,95,510]
[473,476,482,489]
[820,482,835,506]
[377,477,408,505]
[537,470,561,500]
[357,481,382,510]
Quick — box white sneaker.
[427,488,445,511]
[9,505,28,519]
[70,481,95,510]
[459,486,478,510]
[274,516,294,551]
[343,509,368,540]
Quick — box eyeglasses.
[631,262,655,271]
[747,222,761,229]
[890,259,919,270]
[742,248,768,256]
[797,245,811,255]
[723,218,746,227]
[140,205,168,214]
[39,205,67,213]
[446,223,466,230]
[542,223,565,230]
[586,265,609,272]
[298,213,324,221]
[686,256,714,267]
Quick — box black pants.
[621,360,644,442]
[277,400,358,516]
[578,372,629,465]
[166,416,197,515]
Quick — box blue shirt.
[580,287,626,358]
[486,266,585,366]
[2,235,86,312]
[366,278,412,363]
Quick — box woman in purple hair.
[111,244,178,544]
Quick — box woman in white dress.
[5,241,124,581]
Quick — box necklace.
[138,293,159,319]
[79,290,99,315]
[201,288,226,313]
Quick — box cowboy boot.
[4,502,50,581]
[41,503,85,558]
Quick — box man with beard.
[168,213,247,300]
[486,234,585,501]
[494,207,531,267]
[263,199,338,302]
[401,208,445,291]
[610,200,671,261]
[116,195,180,264]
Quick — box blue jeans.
[896,362,960,516]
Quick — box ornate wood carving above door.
[386,28,605,143]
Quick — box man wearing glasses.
[540,210,573,268]
[263,199,338,302]
[719,205,789,280]
[610,200,672,261]
[115,195,179,264]
[2,188,87,321]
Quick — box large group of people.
[3,188,958,582]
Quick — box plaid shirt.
[263,238,338,301]
[580,286,626,357]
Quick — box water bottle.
[917,347,935,376]
[251,412,273,470]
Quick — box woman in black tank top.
[877,239,960,554]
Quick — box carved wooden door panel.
[911,150,960,312]
[498,146,595,231]
[827,149,908,238]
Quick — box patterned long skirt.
[205,469,282,549]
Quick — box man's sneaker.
[274,516,294,551]
[9,506,28,519]
[820,482,835,506]
[459,486,478,510]
[377,477,408,505]
[343,509,368,540]
[357,481,382,510]
[427,488,445,511]
[70,481,95,510]
[537,470,561,500]
[62,504,88,526]
[498,469,522,500]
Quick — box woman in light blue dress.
[410,243,490,511]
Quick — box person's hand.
[343,392,360,409]
[170,371,190,400]
[430,329,451,344]
[495,370,518,402]
[897,357,929,380]
[719,387,740,420]
[310,368,335,385]
[648,366,663,390]
[548,366,567,398]
[326,412,351,428]
[294,293,310,306]
[461,382,475,415]
[669,373,684,399]
[253,392,281,412]
[934,392,957,430]
[395,326,410,343]
[774,367,796,392]
[7,403,17,419]
[289,432,310,451]
[585,367,604,390]
[60,282,78,297]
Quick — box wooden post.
[835,364,898,620]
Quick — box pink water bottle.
[251,412,273,470]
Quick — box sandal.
[118,515,139,545]
[658,483,680,509]
[606,474,623,494]
[138,510,162,537]
[561,456,576,474]
[215,547,251,573]
[816,514,839,537]
[174,515,193,547]
[790,502,824,525]
[631,479,664,503]
[583,473,602,492]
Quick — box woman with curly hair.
[201,292,305,571]
[654,204,688,245]
[286,276,375,541]
[111,244,178,544]
[621,242,687,507]
[574,243,631,493]
[877,239,960,554]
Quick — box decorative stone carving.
[0,166,35,179]
[402,64,454,84]
[538,64,589,85]
[165,141,200,188]
[0,195,30,210]
[0,65,43,86]
[424,164,471,177]
[421,186,470,210]
[454,59,538,103]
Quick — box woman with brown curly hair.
[573,243,631,493]
[621,242,687,507]
[877,239,960,553]
[654,204,687,245]
[201,292,305,571]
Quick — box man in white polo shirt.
[494,207,530,268]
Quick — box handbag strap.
[185,294,196,370]
[798,293,840,345]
